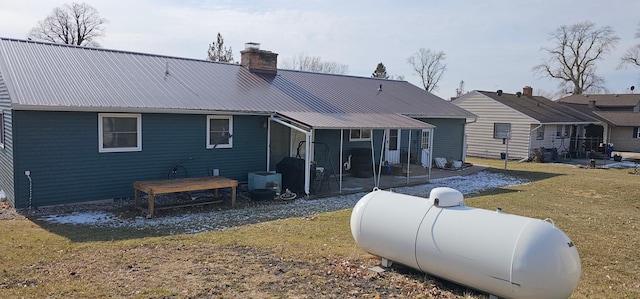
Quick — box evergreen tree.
[371,62,389,79]
[207,33,234,62]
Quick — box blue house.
[0,38,475,208]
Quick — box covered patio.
[269,112,444,197]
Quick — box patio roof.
[276,112,436,130]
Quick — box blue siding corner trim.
[0,71,14,205]
[12,111,267,208]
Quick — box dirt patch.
[1,241,477,298]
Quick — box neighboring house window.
[634,127,640,139]
[389,129,398,150]
[350,129,371,141]
[536,125,545,140]
[207,115,233,149]
[0,111,4,149]
[98,113,142,153]
[556,125,570,138]
[493,123,511,139]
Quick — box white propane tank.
[350,187,581,299]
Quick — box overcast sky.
[1,0,639,100]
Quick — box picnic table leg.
[214,188,219,199]
[147,193,155,219]
[231,186,236,207]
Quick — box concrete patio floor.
[310,163,486,198]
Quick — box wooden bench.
[133,176,238,218]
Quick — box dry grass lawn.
[1,158,639,298]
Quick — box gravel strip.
[30,171,527,234]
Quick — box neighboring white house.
[453,87,597,160]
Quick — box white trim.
[98,113,142,153]
[206,115,233,149]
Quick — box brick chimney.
[240,42,278,74]
[588,100,596,109]
[523,86,533,97]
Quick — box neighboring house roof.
[0,38,474,127]
[558,94,640,108]
[470,90,595,124]
[592,111,640,127]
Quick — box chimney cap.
[244,42,260,50]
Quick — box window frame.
[493,123,511,139]
[349,129,372,142]
[207,115,233,149]
[98,113,142,153]
[556,124,570,138]
[536,125,545,140]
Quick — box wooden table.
[133,176,238,218]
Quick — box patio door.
[385,129,400,164]
[421,129,430,168]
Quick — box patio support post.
[304,130,312,195]
[428,128,433,181]
[407,130,412,185]
[376,129,387,187]
[339,129,344,193]
[370,131,376,187]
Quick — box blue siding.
[12,111,267,208]
[420,118,466,161]
[0,71,14,205]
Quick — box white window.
[493,123,511,139]
[556,125,570,138]
[421,130,430,149]
[536,125,545,140]
[349,129,371,141]
[207,115,233,149]
[98,113,141,153]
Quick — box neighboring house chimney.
[240,42,278,74]
[523,86,533,97]
[588,100,596,109]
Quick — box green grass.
[1,158,639,298]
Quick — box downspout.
[463,118,477,163]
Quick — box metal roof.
[277,112,435,129]
[558,94,640,107]
[0,38,475,128]
[474,90,596,124]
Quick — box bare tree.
[620,23,640,68]
[533,21,619,95]
[371,62,389,79]
[280,53,349,74]
[27,2,107,47]
[207,32,234,63]
[407,48,446,92]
